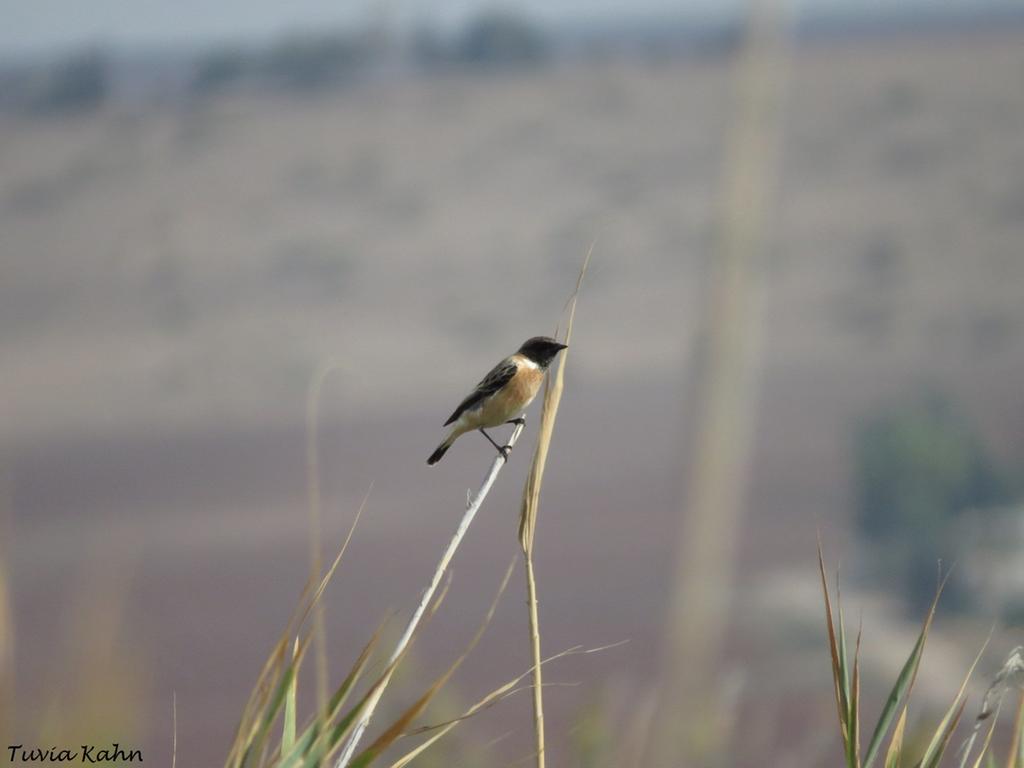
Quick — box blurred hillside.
[3,18,1024,767]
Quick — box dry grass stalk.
[172,691,178,768]
[333,419,527,767]
[517,247,591,768]
[0,546,10,746]
[306,361,345,743]
[0,473,12,744]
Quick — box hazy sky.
[0,1,714,55]
[0,0,1006,57]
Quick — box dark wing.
[442,358,518,426]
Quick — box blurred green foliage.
[570,693,614,768]
[854,391,1014,611]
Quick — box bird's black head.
[517,336,568,368]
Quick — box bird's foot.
[505,417,526,426]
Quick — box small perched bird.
[427,336,568,465]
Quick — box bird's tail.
[427,438,453,465]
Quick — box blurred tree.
[457,11,549,67]
[411,25,450,69]
[33,49,108,114]
[263,34,368,90]
[854,391,1014,612]
[191,49,250,95]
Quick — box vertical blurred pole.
[0,468,11,745]
[653,0,789,763]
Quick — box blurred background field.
[2,1,1024,765]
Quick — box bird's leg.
[479,428,511,459]
[505,417,526,427]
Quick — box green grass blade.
[853,623,863,767]
[229,496,370,768]
[241,636,309,768]
[228,629,294,767]
[280,664,389,768]
[836,581,854,765]
[241,673,294,768]
[282,637,299,756]
[863,576,948,768]
[277,621,385,768]
[916,700,967,768]
[818,540,850,752]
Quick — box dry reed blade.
[388,643,619,768]
[917,633,990,768]
[517,242,590,548]
[885,708,907,768]
[516,245,591,768]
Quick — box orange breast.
[476,361,544,428]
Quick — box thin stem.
[171,691,177,768]
[524,548,545,768]
[333,419,526,768]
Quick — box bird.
[427,336,568,465]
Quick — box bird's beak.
[555,342,568,351]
